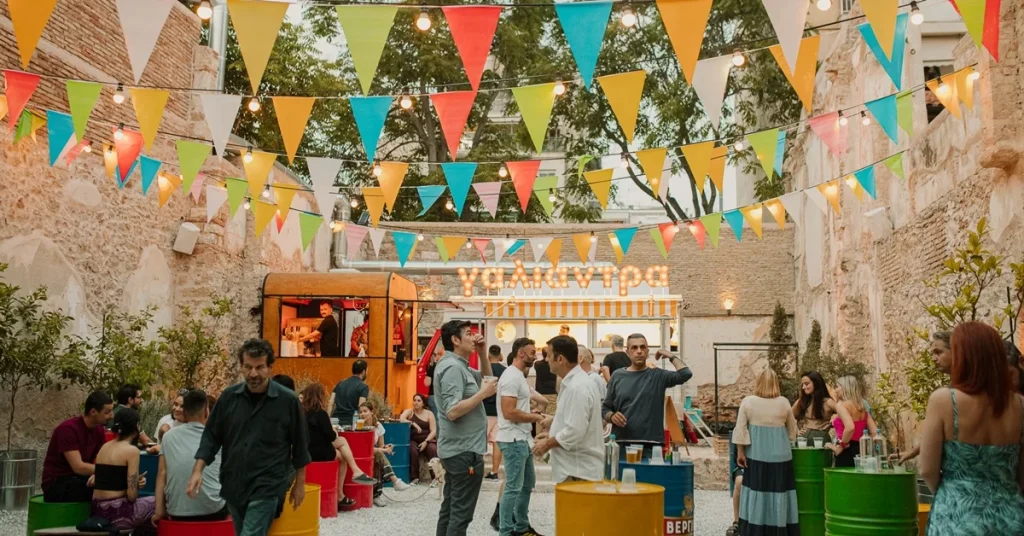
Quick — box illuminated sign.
[457,260,669,297]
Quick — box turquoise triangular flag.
[393,231,418,267]
[139,155,161,195]
[613,227,638,255]
[442,162,476,216]
[853,166,877,199]
[115,161,140,190]
[349,96,391,162]
[417,185,447,216]
[773,130,786,176]
[507,239,526,256]
[723,210,744,241]
[883,153,905,180]
[45,110,75,166]
[865,95,899,143]
[858,13,908,90]
[554,1,612,89]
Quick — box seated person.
[273,374,296,392]
[91,408,155,532]
[153,390,227,523]
[112,385,158,453]
[359,401,410,507]
[155,390,187,442]
[399,393,437,482]
[300,383,376,509]
[42,391,113,503]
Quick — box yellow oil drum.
[268,484,321,536]
[555,481,665,536]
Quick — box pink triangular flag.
[507,160,541,213]
[808,112,847,156]
[189,173,205,201]
[472,238,490,263]
[442,6,502,91]
[345,225,369,260]
[431,91,477,160]
[472,182,502,218]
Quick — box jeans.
[436,452,484,536]
[498,441,535,536]
[227,498,279,536]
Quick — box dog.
[427,457,445,499]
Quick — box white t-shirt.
[496,366,533,444]
[155,414,181,441]
[373,422,385,444]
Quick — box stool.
[26,495,91,536]
[268,484,320,536]
[305,460,339,518]
[157,517,234,536]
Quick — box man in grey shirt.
[602,334,692,452]
[434,320,496,536]
[153,389,226,523]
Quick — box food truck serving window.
[279,297,368,358]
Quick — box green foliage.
[922,218,1006,330]
[802,320,822,366]
[0,264,88,450]
[766,302,798,399]
[158,297,234,393]
[872,367,912,451]
[367,390,393,422]
[68,309,165,400]
[800,335,871,386]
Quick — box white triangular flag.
[530,237,551,263]
[273,213,302,258]
[116,0,175,83]
[762,0,810,77]
[779,191,804,227]
[495,238,517,264]
[206,185,228,222]
[307,157,343,219]
[692,54,734,131]
[368,228,387,257]
[805,188,828,215]
[200,94,241,157]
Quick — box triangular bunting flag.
[376,161,408,212]
[659,223,679,254]
[577,155,595,177]
[45,110,75,167]
[774,130,787,176]
[681,141,715,192]
[299,212,323,251]
[955,0,985,47]
[853,166,877,199]
[816,180,842,215]
[530,238,551,262]
[200,94,241,157]
[780,191,803,226]
[130,88,170,152]
[688,221,707,249]
[138,156,161,195]
[345,225,369,259]
[723,210,744,241]
[251,200,277,238]
[701,213,722,247]
[206,185,228,223]
[350,96,392,161]
[708,145,728,192]
[692,54,734,131]
[272,184,298,222]
[472,238,490,263]
[306,157,342,217]
[860,0,898,58]
[636,148,668,197]
[243,149,278,198]
[858,13,908,90]
[272,97,315,163]
[982,0,1001,61]
[805,187,828,215]
[608,234,625,264]
[926,77,961,118]
[895,90,914,136]
[66,81,103,141]
[747,128,780,179]
[954,68,976,110]
[554,1,612,89]
[739,204,764,239]
[157,172,181,207]
[189,173,206,202]
[442,237,468,261]
[442,162,477,216]
[0,96,9,122]
[507,239,526,256]
[511,83,556,153]
[435,237,452,264]
[336,6,398,95]
[4,71,40,131]
[432,91,477,160]
[29,112,46,143]
[883,153,905,180]
[393,231,418,267]
[176,140,211,194]
[764,198,786,230]
[808,112,847,156]
[597,70,646,144]
[494,238,515,263]
[865,95,899,143]
[227,0,290,93]
[769,35,820,113]
[473,182,502,218]
[762,0,810,75]
[546,239,563,268]
[114,127,144,184]
[572,233,594,264]
[368,228,387,257]
[63,141,88,166]
[417,185,447,216]
[361,186,386,228]
[656,0,713,84]
[9,0,59,68]
[649,228,668,259]
[613,227,638,256]
[845,175,866,201]
[443,6,502,91]
[535,175,558,217]
[507,160,541,212]
[116,0,174,82]
[225,178,248,217]
[102,143,118,179]
[583,168,614,209]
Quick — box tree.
[159,297,234,392]
[68,309,165,399]
[802,320,822,368]
[766,302,797,398]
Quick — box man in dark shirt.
[42,391,113,503]
[533,351,558,416]
[190,339,310,536]
[483,345,507,481]
[298,301,339,357]
[113,384,158,451]
[601,335,630,381]
[426,345,443,421]
[331,359,369,426]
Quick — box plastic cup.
[813,437,824,449]
[854,455,862,472]
[651,446,663,464]
[620,468,637,492]
[357,418,366,430]
[797,438,808,449]
[626,446,641,463]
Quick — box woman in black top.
[301,383,376,508]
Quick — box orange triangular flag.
[103,144,117,179]
[769,35,820,113]
[817,180,841,215]
[243,149,278,197]
[4,71,41,131]
[954,68,975,110]
[926,78,961,118]
[572,233,594,264]
[157,172,181,207]
[861,0,898,59]
[130,87,170,152]
[546,239,563,268]
[608,233,624,264]
[681,141,715,192]
[251,199,277,237]
[739,203,764,239]
[9,0,59,68]
[844,175,865,201]
[273,97,315,163]
[272,183,298,222]
[764,198,786,230]
[596,70,646,144]
[655,0,713,84]
[708,145,728,192]
[377,161,409,212]
[227,0,290,93]
[431,91,477,160]
[442,236,468,258]
[0,96,8,121]
[583,168,614,209]
[636,148,668,198]
[362,186,386,228]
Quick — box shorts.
[487,416,499,443]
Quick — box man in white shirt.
[533,336,605,483]
[496,337,549,536]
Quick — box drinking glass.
[813,437,825,449]
[854,455,862,472]
[651,446,663,464]
[797,437,808,449]
[620,468,637,492]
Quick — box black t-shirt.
[426,363,436,396]
[534,361,557,395]
[603,351,631,376]
[483,363,507,417]
[306,408,337,462]
[318,316,340,357]
[332,376,369,423]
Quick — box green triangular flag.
[956,0,985,48]
[700,213,722,248]
[298,212,323,251]
[896,90,914,137]
[336,6,398,95]
[746,128,780,179]
[883,153,905,180]
[649,228,668,259]
[66,81,103,141]
[511,83,557,153]
[577,154,595,177]
[175,140,212,193]
[225,178,249,217]
[13,110,33,143]
[535,175,558,217]
[434,237,451,263]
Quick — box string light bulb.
[733,140,744,151]
[860,111,871,126]
[400,88,413,110]
[548,189,557,202]
[553,80,566,96]
[196,0,213,20]
[248,97,261,112]
[372,162,383,177]
[498,163,508,178]
[731,50,746,67]
[968,70,981,81]
[816,0,831,10]
[909,2,924,25]
[589,232,597,244]
[328,220,337,230]
[243,147,254,163]
[620,5,637,27]
[620,152,630,169]
[243,200,251,210]
[261,185,271,199]
[936,81,950,96]
[838,111,848,126]
[114,123,125,140]
[445,200,454,210]
[416,9,432,31]
[465,241,472,249]
[83,143,92,153]
[417,234,424,241]
[673,222,681,233]
[350,199,359,208]
[112,83,126,105]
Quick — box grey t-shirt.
[602,366,693,443]
[434,352,487,458]
[161,422,224,517]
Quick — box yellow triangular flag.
[860,0,898,59]
[442,236,468,258]
[681,141,715,192]
[844,175,865,201]
[273,97,315,163]
[708,145,728,192]
[29,112,46,142]
[655,0,713,84]
[764,198,786,230]
[546,239,563,268]
[817,180,841,215]
[572,233,593,264]
[377,161,409,212]
[739,203,764,239]
[272,184,298,222]
[608,233,624,264]
[583,168,614,209]
[954,68,975,110]
[926,78,961,118]
[9,0,59,68]
[129,88,170,152]
[227,0,290,93]
[243,149,278,197]
[362,186,386,228]
[251,199,277,238]
[769,35,820,113]
[596,70,646,144]
[636,148,668,198]
[103,144,118,179]
[157,172,181,207]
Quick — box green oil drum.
[26,495,91,536]
[793,448,833,536]
[824,468,918,536]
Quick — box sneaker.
[373,496,387,507]
[485,472,499,481]
[353,474,377,485]
[392,478,411,491]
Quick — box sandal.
[339,497,356,507]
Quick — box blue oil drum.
[621,459,695,535]
[139,453,159,496]
[382,422,410,486]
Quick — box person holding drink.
[792,371,836,444]
[358,401,410,507]
[828,375,878,467]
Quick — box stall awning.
[479,298,678,319]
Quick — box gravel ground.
[1,487,733,536]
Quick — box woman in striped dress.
[733,369,800,536]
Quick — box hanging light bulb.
[261,185,271,199]
[243,200,251,210]
[589,232,597,244]
[815,0,831,10]
[196,0,213,20]
[350,199,359,208]
[400,88,413,110]
[731,50,746,67]
[733,140,745,151]
[114,123,125,140]
[838,111,848,126]
[243,147,254,164]
[83,143,92,153]
[936,81,950,96]
[620,5,637,27]
[909,2,924,25]
[465,241,472,249]
[372,161,383,177]
[416,9,432,31]
[673,222,681,233]
[417,234,424,241]
[620,153,630,169]
[112,83,126,105]
[968,70,981,81]
[498,163,508,178]
[445,200,455,210]
[553,80,566,96]
[861,111,871,126]
[248,97,261,113]
[548,189,557,202]
[328,220,337,230]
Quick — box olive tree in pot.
[0,264,87,510]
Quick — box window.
[841,0,854,13]
[595,321,662,349]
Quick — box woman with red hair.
[920,322,1024,535]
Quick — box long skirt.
[738,424,799,536]
[93,495,157,533]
